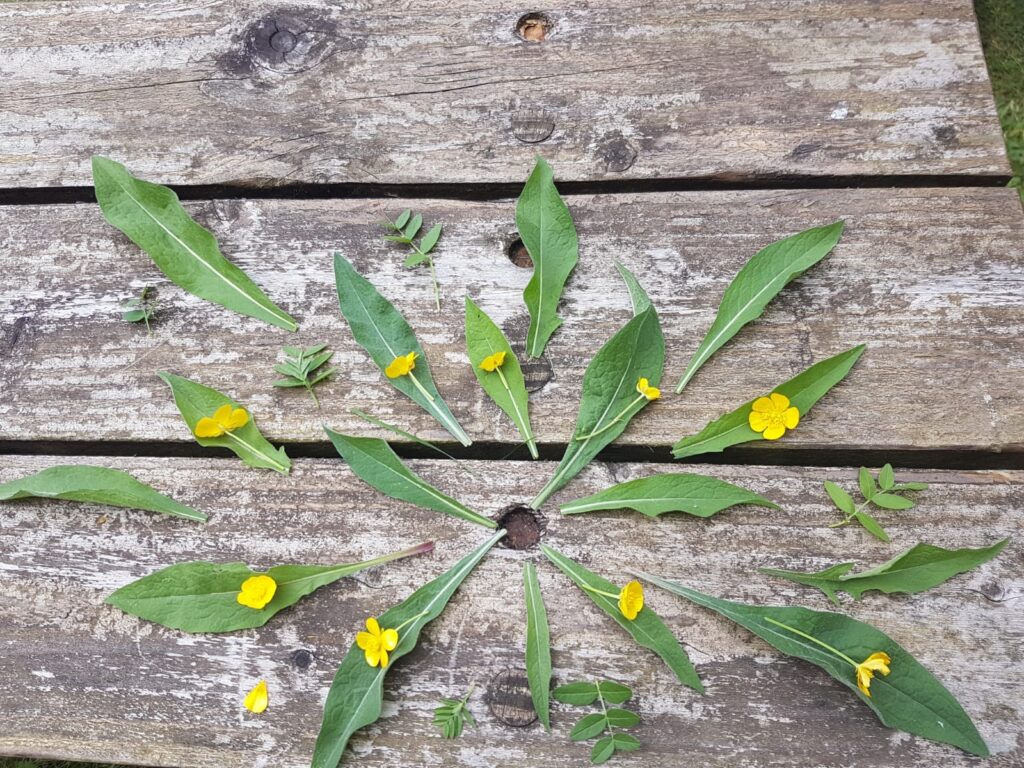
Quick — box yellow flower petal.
[751,396,775,413]
[385,352,417,378]
[365,648,381,667]
[857,667,873,697]
[378,648,390,668]
[783,406,800,429]
[480,351,507,372]
[213,404,234,424]
[762,424,787,440]
[644,386,661,401]
[636,377,650,393]
[244,680,269,714]
[381,628,399,651]
[748,411,771,432]
[225,407,249,430]
[194,417,224,438]
[365,617,381,636]
[355,631,375,651]
[618,580,644,620]
[237,574,277,610]
[769,392,791,410]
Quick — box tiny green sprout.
[825,464,928,542]
[272,343,336,408]
[554,680,641,764]
[381,209,444,311]
[121,286,157,334]
[432,682,477,739]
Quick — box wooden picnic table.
[1,1,1022,767]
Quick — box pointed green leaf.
[419,223,442,254]
[524,562,552,731]
[892,481,929,492]
[859,467,877,500]
[672,345,865,460]
[561,472,778,518]
[596,681,632,704]
[871,493,915,510]
[541,544,702,691]
[518,157,579,358]
[532,305,664,508]
[158,372,290,474]
[311,531,505,768]
[611,732,641,751]
[605,708,640,728]
[762,539,1009,604]
[675,221,843,393]
[106,542,432,632]
[394,210,411,229]
[571,713,609,741]
[553,681,600,705]
[0,465,204,522]
[122,309,148,322]
[333,253,471,445]
[403,251,431,268]
[590,735,616,763]
[855,509,891,542]
[325,429,495,529]
[824,481,856,515]
[404,213,423,240]
[635,571,989,756]
[349,408,464,464]
[92,156,296,331]
[879,464,895,491]
[465,297,538,459]
[615,262,652,314]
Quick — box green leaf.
[419,223,442,254]
[590,736,615,764]
[518,156,579,358]
[432,684,475,739]
[615,262,652,314]
[524,562,552,731]
[671,345,865,460]
[157,372,290,474]
[404,213,423,240]
[596,681,632,704]
[333,253,471,445]
[634,571,989,757]
[855,509,891,542]
[0,465,204,522]
[761,539,1009,605]
[611,733,640,751]
[91,156,297,331]
[879,464,895,491]
[605,708,640,728]
[553,681,600,705]
[349,408,464,464]
[394,210,411,229]
[571,713,608,741]
[122,308,148,322]
[106,542,432,632]
[892,481,929,492]
[540,544,702,692]
[403,252,431,268]
[532,305,664,508]
[465,297,538,459]
[859,467,877,500]
[823,481,855,514]
[561,472,779,518]
[871,493,915,510]
[311,531,504,768]
[325,429,495,529]
[675,221,843,393]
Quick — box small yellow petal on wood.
[244,680,269,714]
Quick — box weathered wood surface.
[0,0,1010,188]
[0,455,1019,766]
[2,188,1022,455]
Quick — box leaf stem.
[579,583,620,601]
[763,617,858,668]
[394,609,431,634]
[407,371,436,403]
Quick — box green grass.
[976,0,1024,192]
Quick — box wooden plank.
[2,188,1022,456]
[0,455,1019,766]
[0,0,1009,188]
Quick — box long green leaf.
[532,305,664,508]
[92,156,296,331]
[465,297,538,458]
[518,157,579,358]
[676,221,843,393]
[523,561,552,731]
[761,539,1009,605]
[158,373,290,474]
[333,253,470,446]
[672,345,865,460]
[615,262,652,314]
[635,571,989,756]
[561,472,779,518]
[0,465,204,522]
[106,542,432,632]
[541,545,702,692]
[325,429,495,529]
[312,531,505,768]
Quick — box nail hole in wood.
[496,505,543,550]
[289,648,314,669]
[516,13,551,42]
[487,667,538,726]
[507,237,532,268]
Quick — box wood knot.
[242,12,338,75]
[501,314,554,392]
[289,648,315,670]
[487,668,538,726]
[516,13,552,42]
[506,236,532,268]
[602,137,638,173]
[511,109,555,144]
[495,505,544,549]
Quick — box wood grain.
[0,0,1009,188]
[1,188,1022,456]
[0,455,1019,766]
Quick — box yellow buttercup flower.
[237,574,277,610]
[855,652,892,697]
[636,377,661,401]
[479,351,507,372]
[194,404,249,438]
[748,392,800,440]
[244,680,269,714]
[385,352,418,379]
[356,617,400,668]
[618,580,644,620]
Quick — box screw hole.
[516,12,551,42]
[495,505,543,550]
[507,237,532,268]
